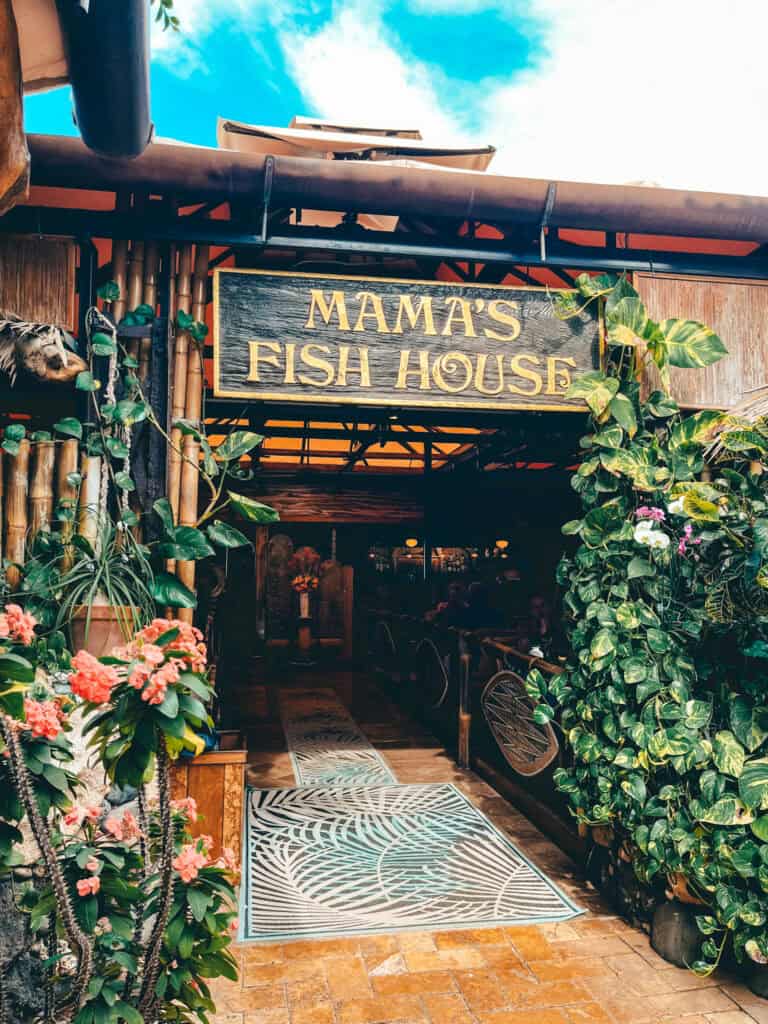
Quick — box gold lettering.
[337,345,371,387]
[484,299,521,341]
[546,356,576,395]
[247,340,281,382]
[305,289,350,331]
[441,297,477,337]
[353,291,390,333]
[474,353,505,396]
[508,354,543,396]
[395,349,431,390]
[284,342,297,384]
[298,344,335,387]
[432,352,473,394]
[392,295,437,336]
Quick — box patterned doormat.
[241,782,582,942]
[278,688,397,786]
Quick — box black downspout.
[55,0,152,159]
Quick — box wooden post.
[125,236,145,363]
[5,439,29,589]
[167,244,193,528]
[254,525,268,641]
[29,440,55,540]
[78,454,101,549]
[342,565,354,660]
[57,439,79,570]
[175,243,209,623]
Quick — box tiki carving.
[0,312,88,385]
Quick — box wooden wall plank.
[0,234,76,327]
[637,272,768,409]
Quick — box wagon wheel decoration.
[414,637,450,710]
[372,620,400,682]
[481,669,559,776]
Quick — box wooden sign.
[213,269,601,412]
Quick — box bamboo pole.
[57,440,79,571]
[138,241,159,384]
[78,454,101,550]
[176,243,209,622]
[110,238,129,324]
[29,440,55,541]
[5,439,30,590]
[0,450,4,565]
[167,244,194,528]
[125,237,145,363]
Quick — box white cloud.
[156,0,768,195]
[279,6,469,140]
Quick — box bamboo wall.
[0,235,76,326]
[637,272,768,409]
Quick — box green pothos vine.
[528,272,768,974]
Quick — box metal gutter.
[54,0,151,158]
[26,134,768,241]
[3,203,768,281]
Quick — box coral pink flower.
[120,810,142,841]
[219,847,238,872]
[63,807,84,829]
[85,805,102,822]
[69,651,118,705]
[136,619,207,672]
[76,876,100,896]
[23,698,63,740]
[0,605,37,645]
[228,918,239,935]
[141,658,182,706]
[171,796,199,821]
[95,916,112,934]
[104,817,123,841]
[85,858,99,872]
[172,843,208,883]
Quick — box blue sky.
[24,0,768,195]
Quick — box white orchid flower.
[667,497,685,515]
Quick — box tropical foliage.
[529,272,768,973]
[0,609,237,1023]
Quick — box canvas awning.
[217,117,496,173]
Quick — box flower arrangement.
[0,607,238,1022]
[290,574,319,594]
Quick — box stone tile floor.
[213,674,768,1024]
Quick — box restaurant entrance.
[207,407,584,858]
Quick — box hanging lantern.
[405,537,419,548]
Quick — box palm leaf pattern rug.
[241,689,582,942]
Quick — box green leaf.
[206,521,251,549]
[0,654,34,683]
[97,281,120,302]
[153,498,175,533]
[105,437,129,459]
[227,492,280,523]
[566,371,619,417]
[90,332,116,356]
[157,688,179,719]
[606,296,648,346]
[720,429,768,454]
[713,731,746,778]
[698,797,754,826]
[645,391,679,418]
[661,318,728,369]
[669,410,725,449]
[158,526,215,561]
[683,492,720,524]
[187,888,211,922]
[608,393,638,437]
[740,758,768,810]
[150,572,197,609]
[750,816,768,842]
[75,371,100,392]
[216,430,264,462]
[114,472,135,492]
[627,557,653,579]
[53,418,83,440]
[621,657,647,684]
[590,629,616,659]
